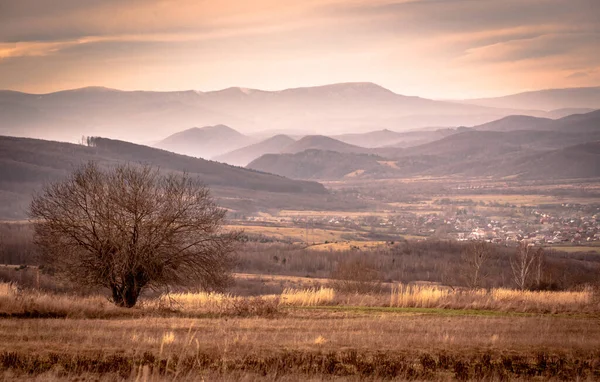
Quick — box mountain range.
[462,87,600,111]
[247,110,600,180]
[3,83,600,144]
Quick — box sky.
[0,0,599,99]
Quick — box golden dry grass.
[308,240,389,251]
[3,312,600,380]
[161,287,335,312]
[279,287,335,306]
[225,224,352,242]
[0,282,127,318]
[387,283,596,313]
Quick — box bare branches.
[460,241,491,289]
[510,243,543,291]
[29,162,239,307]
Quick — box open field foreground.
[2,284,600,381]
[2,310,600,381]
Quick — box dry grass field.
[2,282,600,380]
[225,224,354,243]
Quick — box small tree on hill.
[29,162,240,307]
[460,241,491,289]
[510,242,538,291]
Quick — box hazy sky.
[1,0,599,98]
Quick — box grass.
[279,287,335,306]
[384,283,595,313]
[2,282,600,380]
[308,240,389,251]
[551,245,600,254]
[2,281,598,319]
[2,313,600,380]
[225,224,354,242]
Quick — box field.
[226,224,353,243]
[2,282,600,380]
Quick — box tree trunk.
[111,280,142,308]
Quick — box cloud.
[567,71,589,79]
[0,0,599,97]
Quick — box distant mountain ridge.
[281,135,372,155]
[462,87,600,111]
[155,125,255,159]
[4,82,595,143]
[471,109,600,132]
[247,110,600,181]
[213,134,296,166]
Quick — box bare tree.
[29,162,240,307]
[460,241,491,289]
[510,242,537,291]
[533,247,545,289]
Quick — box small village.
[243,203,600,248]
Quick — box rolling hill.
[154,125,255,159]
[0,135,328,220]
[332,129,406,148]
[247,150,396,180]
[281,135,372,154]
[247,127,600,181]
[213,134,295,166]
[462,87,600,111]
[471,109,600,133]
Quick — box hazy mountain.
[550,109,600,133]
[472,115,553,132]
[213,134,296,166]
[545,108,596,119]
[0,135,327,219]
[281,135,372,154]
[471,109,600,133]
[462,87,600,111]
[0,82,553,143]
[249,128,600,180]
[381,127,471,148]
[248,150,395,180]
[506,141,600,179]
[154,125,255,159]
[332,129,406,148]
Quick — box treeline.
[2,223,599,291]
[236,240,600,290]
[0,223,35,265]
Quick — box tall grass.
[1,281,597,317]
[0,282,127,318]
[389,283,595,313]
[280,287,335,306]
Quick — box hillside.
[247,150,395,179]
[213,134,295,166]
[507,141,600,179]
[396,131,523,161]
[0,136,328,219]
[282,135,372,154]
[463,87,600,111]
[332,129,405,148]
[551,110,600,133]
[382,128,470,148]
[0,83,546,143]
[154,125,255,159]
[471,109,600,133]
[247,129,600,181]
[473,115,553,131]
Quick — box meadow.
[2,281,600,380]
